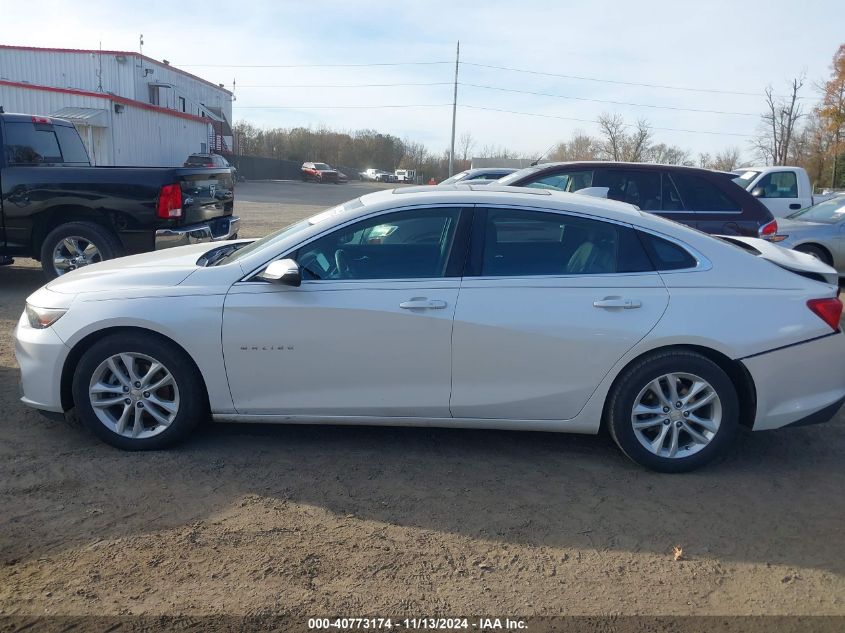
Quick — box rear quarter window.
[54,125,90,164]
[638,232,698,270]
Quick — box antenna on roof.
[139,34,144,56]
[531,141,558,167]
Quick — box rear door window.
[597,170,662,210]
[3,121,63,164]
[475,209,652,276]
[670,172,740,212]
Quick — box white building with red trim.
[0,45,233,166]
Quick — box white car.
[14,186,845,472]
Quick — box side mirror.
[751,187,765,198]
[258,258,301,286]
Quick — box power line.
[461,83,759,117]
[462,61,776,98]
[460,104,754,137]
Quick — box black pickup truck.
[0,112,239,277]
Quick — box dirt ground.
[1,181,844,619]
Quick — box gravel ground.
[1,181,843,620]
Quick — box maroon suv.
[497,162,777,238]
[301,162,339,184]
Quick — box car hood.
[719,235,839,285]
[45,243,218,295]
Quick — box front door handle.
[400,298,447,310]
[593,297,642,309]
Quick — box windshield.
[215,198,365,265]
[440,170,469,185]
[787,196,845,224]
[313,163,331,170]
[732,170,760,188]
[496,166,542,186]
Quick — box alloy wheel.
[53,237,102,275]
[88,353,180,439]
[630,372,722,459]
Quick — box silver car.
[773,195,845,277]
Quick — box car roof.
[527,160,725,174]
[353,185,645,222]
[465,167,517,174]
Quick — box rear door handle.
[789,203,801,210]
[400,298,448,310]
[593,298,642,309]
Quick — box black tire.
[40,221,122,279]
[71,333,207,450]
[795,244,833,266]
[605,350,739,473]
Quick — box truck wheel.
[40,221,123,278]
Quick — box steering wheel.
[334,249,352,279]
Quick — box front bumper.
[14,313,68,413]
[155,215,240,250]
[743,331,845,430]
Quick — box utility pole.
[448,41,460,177]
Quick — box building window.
[178,97,186,113]
[149,85,160,106]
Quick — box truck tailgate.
[178,168,234,224]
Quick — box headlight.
[25,304,67,329]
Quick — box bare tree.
[753,75,805,165]
[457,132,476,162]
[597,114,653,161]
[648,143,690,165]
[478,144,519,159]
[711,147,743,171]
[597,113,626,161]
[625,118,653,162]
[548,131,598,161]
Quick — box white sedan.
[14,186,845,472]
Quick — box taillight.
[157,183,183,219]
[31,116,51,124]
[807,297,843,331]
[759,219,778,240]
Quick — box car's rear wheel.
[605,351,739,472]
[72,334,206,450]
[795,244,833,266]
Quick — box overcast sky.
[4,0,843,159]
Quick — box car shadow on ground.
[1,364,842,576]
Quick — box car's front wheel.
[605,350,739,472]
[71,333,206,450]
